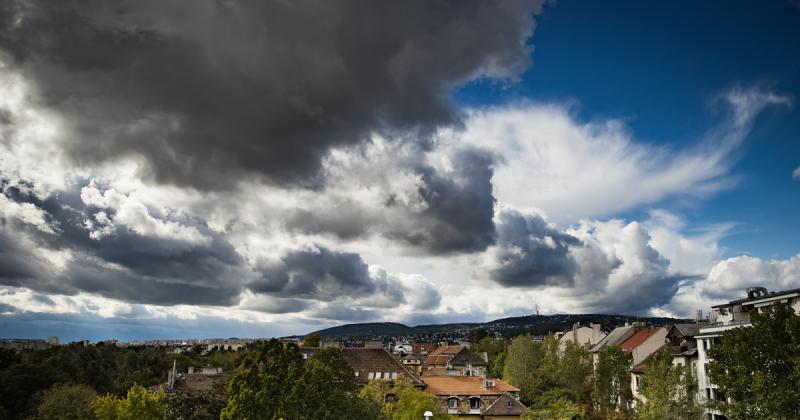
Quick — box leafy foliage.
[93,384,165,420]
[302,332,321,347]
[707,304,800,419]
[360,376,447,420]
[221,339,379,419]
[592,345,632,415]
[523,397,586,420]
[472,337,507,378]
[30,383,97,420]
[503,334,542,390]
[0,344,171,419]
[503,335,592,413]
[163,388,227,420]
[636,350,700,420]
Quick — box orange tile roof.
[424,354,452,366]
[620,329,659,353]
[430,345,461,356]
[422,376,519,396]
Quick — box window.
[705,388,711,400]
[447,398,459,410]
[368,372,375,379]
[506,400,514,408]
[390,372,398,379]
[354,371,359,377]
[469,397,481,410]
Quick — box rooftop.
[590,324,636,352]
[450,347,488,366]
[620,328,660,353]
[482,393,528,416]
[342,348,424,387]
[422,376,519,396]
[711,287,800,309]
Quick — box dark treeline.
[0,342,241,419]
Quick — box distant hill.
[312,313,693,340]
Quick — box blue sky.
[0,0,799,341]
[456,0,800,259]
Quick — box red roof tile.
[620,329,659,353]
[422,376,519,396]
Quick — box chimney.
[483,352,489,364]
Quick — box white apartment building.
[696,287,800,420]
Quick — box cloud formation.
[0,0,542,190]
[450,87,792,223]
[0,0,794,335]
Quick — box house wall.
[559,325,606,350]
[436,395,500,417]
[631,328,668,366]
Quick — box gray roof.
[672,323,704,338]
[450,347,488,366]
[589,325,636,353]
[482,393,527,416]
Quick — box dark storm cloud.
[311,305,379,322]
[489,209,582,287]
[252,245,406,303]
[286,147,498,254]
[0,0,542,190]
[390,148,498,253]
[1,183,246,305]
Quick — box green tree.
[221,340,378,419]
[523,397,586,420]
[302,332,322,347]
[285,347,378,418]
[360,376,447,420]
[491,350,507,378]
[93,384,165,420]
[163,389,226,420]
[503,334,541,391]
[31,383,97,420]
[636,350,700,420]
[707,304,800,419]
[473,327,488,342]
[524,338,591,410]
[592,346,632,415]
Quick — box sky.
[0,0,799,342]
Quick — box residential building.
[589,324,637,367]
[422,376,526,418]
[447,347,489,377]
[341,348,425,387]
[557,322,606,351]
[620,327,668,367]
[424,344,462,373]
[696,287,800,420]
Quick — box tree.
[163,389,226,420]
[31,383,97,420]
[93,384,165,420]
[524,338,591,410]
[360,376,447,420]
[491,350,507,378]
[503,334,541,392]
[523,397,586,420]
[303,332,322,347]
[221,340,378,419]
[592,346,632,415]
[636,350,700,420]
[707,304,800,419]
[473,327,488,342]
[285,347,379,419]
